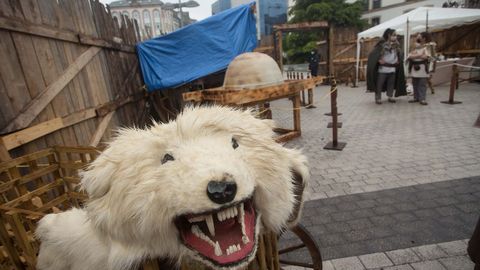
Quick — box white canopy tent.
[355,7,480,85]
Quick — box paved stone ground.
[279,176,480,262]
[268,82,480,269]
[270,82,480,199]
[284,239,475,270]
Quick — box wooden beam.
[334,43,356,58]
[273,21,329,31]
[89,112,115,147]
[0,16,135,53]
[96,92,145,117]
[0,140,11,162]
[0,16,77,43]
[2,46,102,134]
[1,109,96,151]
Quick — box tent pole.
[404,18,409,63]
[426,10,429,32]
[355,37,360,87]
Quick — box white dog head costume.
[80,105,309,269]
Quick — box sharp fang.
[242,235,250,244]
[215,241,222,256]
[206,214,215,237]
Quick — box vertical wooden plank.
[9,0,55,153]
[292,93,301,132]
[36,0,80,147]
[0,214,23,269]
[0,30,32,126]
[0,73,16,130]
[0,140,12,162]
[6,214,36,269]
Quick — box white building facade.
[110,0,182,40]
[361,0,463,26]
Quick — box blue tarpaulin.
[136,2,257,91]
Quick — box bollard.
[324,76,346,150]
[441,64,462,105]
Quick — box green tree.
[284,0,367,64]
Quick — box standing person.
[468,216,480,270]
[367,28,407,104]
[308,49,319,77]
[407,32,432,105]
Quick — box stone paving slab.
[269,82,480,200]
[279,176,480,262]
[282,239,475,270]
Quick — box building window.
[132,10,141,26]
[372,0,381,9]
[112,12,121,26]
[371,17,380,26]
[153,9,161,36]
[143,10,152,37]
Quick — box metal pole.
[426,10,429,32]
[178,0,183,28]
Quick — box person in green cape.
[367,28,407,104]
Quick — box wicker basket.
[0,147,280,270]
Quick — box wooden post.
[0,140,11,162]
[307,88,315,108]
[328,25,334,82]
[324,77,346,150]
[292,93,301,133]
[441,64,462,105]
[278,30,283,72]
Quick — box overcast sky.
[99,0,217,21]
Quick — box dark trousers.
[469,216,480,270]
[310,66,318,77]
[412,77,427,101]
[376,73,395,101]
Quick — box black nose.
[207,181,237,204]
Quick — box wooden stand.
[324,77,346,151]
[441,64,462,105]
[183,79,324,143]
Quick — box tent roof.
[358,7,480,40]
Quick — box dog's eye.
[161,153,175,164]
[232,138,239,149]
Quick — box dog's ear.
[286,150,309,227]
[81,154,117,199]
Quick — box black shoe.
[375,100,382,105]
[388,98,396,103]
[420,100,428,105]
[408,99,419,103]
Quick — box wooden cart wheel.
[278,223,322,270]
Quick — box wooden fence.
[0,0,150,162]
[334,22,480,85]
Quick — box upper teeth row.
[187,204,241,225]
[217,206,238,221]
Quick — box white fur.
[36,105,309,270]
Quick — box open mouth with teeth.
[175,198,257,266]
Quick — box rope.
[454,63,480,70]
